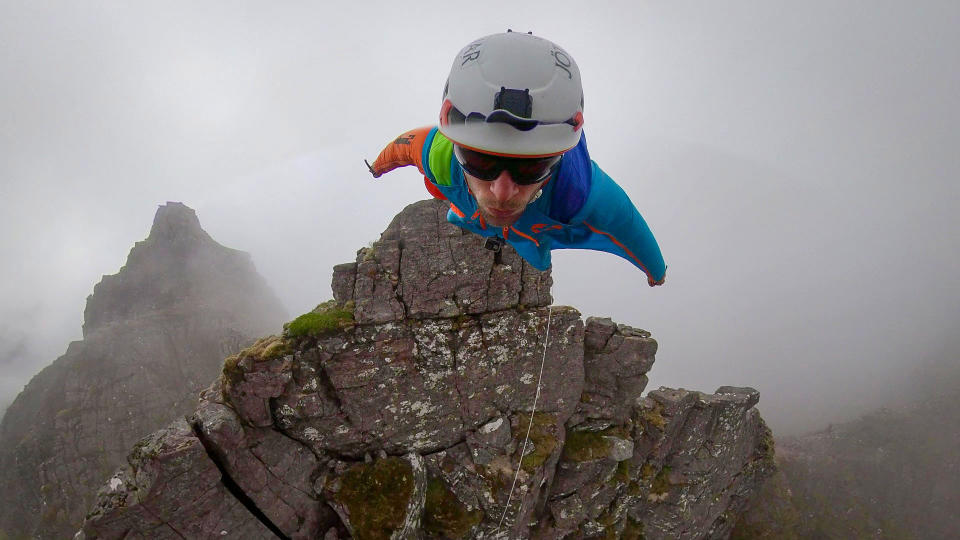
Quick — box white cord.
[496,305,553,536]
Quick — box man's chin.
[482,208,520,227]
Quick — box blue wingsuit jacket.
[369,126,666,286]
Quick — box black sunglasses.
[454,146,561,186]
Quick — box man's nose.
[489,170,519,202]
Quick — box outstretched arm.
[578,163,667,286]
[367,126,434,178]
[366,126,448,200]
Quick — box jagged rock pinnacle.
[81,202,277,338]
[147,201,213,243]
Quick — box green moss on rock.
[515,412,558,472]
[284,300,355,339]
[757,423,776,467]
[130,436,162,462]
[334,457,414,540]
[640,462,657,480]
[40,505,60,523]
[640,403,667,431]
[615,460,631,482]
[222,335,291,386]
[423,478,484,539]
[563,426,632,462]
[564,430,611,462]
[651,466,672,495]
[623,517,646,540]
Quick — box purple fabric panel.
[549,133,592,223]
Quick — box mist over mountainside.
[734,352,960,539]
[0,343,15,421]
[0,333,34,427]
[897,343,960,406]
[0,203,287,539]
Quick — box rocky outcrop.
[0,203,287,539]
[79,199,774,539]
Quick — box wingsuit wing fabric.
[370,126,666,286]
[368,126,447,200]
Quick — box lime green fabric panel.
[428,132,455,186]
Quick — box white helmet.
[439,31,584,157]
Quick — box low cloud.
[0,334,29,366]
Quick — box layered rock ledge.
[79,199,773,539]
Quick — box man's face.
[464,169,547,228]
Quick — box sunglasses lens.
[511,157,560,184]
[455,147,501,180]
[455,147,561,185]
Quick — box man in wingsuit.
[368,31,666,287]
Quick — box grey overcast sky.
[1,1,958,435]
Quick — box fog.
[1,1,958,435]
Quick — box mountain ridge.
[0,202,288,539]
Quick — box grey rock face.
[79,418,278,539]
[332,199,552,324]
[0,202,287,539]
[79,199,773,539]
[268,306,584,459]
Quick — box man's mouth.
[486,207,517,219]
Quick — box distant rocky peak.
[146,201,214,245]
[0,202,287,539]
[82,202,281,338]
